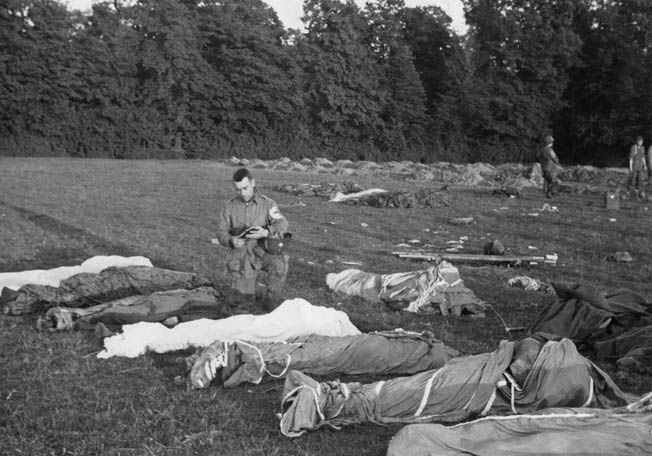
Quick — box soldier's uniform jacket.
[630,144,646,171]
[217,192,289,282]
[538,144,560,173]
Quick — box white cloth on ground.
[0,255,153,292]
[97,298,360,359]
[329,189,388,202]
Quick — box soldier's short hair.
[636,136,643,142]
[233,168,253,182]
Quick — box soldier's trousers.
[542,170,557,197]
[629,169,646,189]
[226,250,289,296]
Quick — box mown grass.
[0,157,651,455]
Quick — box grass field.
[1,157,651,455]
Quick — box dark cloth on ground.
[2,266,211,315]
[279,338,635,437]
[527,283,652,373]
[594,325,652,374]
[492,186,520,197]
[87,287,227,327]
[187,330,459,389]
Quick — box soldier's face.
[234,177,255,202]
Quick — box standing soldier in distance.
[628,136,647,190]
[537,135,561,199]
[647,138,652,183]
[216,168,290,312]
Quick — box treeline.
[1,0,651,164]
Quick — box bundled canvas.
[528,283,652,373]
[187,330,459,389]
[1,266,211,315]
[326,262,487,316]
[0,255,153,291]
[279,338,637,437]
[37,287,228,332]
[387,402,652,456]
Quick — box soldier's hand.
[231,236,245,248]
[245,226,269,239]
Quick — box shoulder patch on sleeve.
[269,206,284,220]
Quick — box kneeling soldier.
[216,168,290,312]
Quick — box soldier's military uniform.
[216,192,289,309]
[537,140,560,198]
[629,142,647,189]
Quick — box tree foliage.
[1,0,651,164]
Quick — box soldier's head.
[544,135,554,145]
[233,168,255,202]
[636,136,643,145]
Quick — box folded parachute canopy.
[37,287,229,332]
[527,282,652,373]
[97,298,361,359]
[1,266,211,315]
[326,262,487,316]
[0,255,153,291]
[279,338,637,437]
[387,404,652,456]
[187,330,460,390]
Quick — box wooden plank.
[393,251,558,265]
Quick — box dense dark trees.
[1,0,651,164]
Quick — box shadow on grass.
[0,200,177,271]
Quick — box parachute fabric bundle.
[279,338,636,437]
[38,287,228,331]
[326,262,487,316]
[528,283,652,373]
[387,406,652,456]
[0,255,153,291]
[187,330,460,389]
[2,265,211,315]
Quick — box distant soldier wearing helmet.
[216,168,290,312]
[646,140,652,181]
[628,136,647,190]
[537,135,560,198]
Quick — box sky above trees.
[64,0,467,32]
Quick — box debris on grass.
[608,252,633,263]
[394,251,558,266]
[483,240,505,256]
[492,186,520,198]
[541,203,559,212]
[507,276,553,293]
[450,217,474,225]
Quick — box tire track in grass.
[0,200,176,271]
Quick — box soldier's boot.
[256,288,279,313]
[224,288,255,314]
